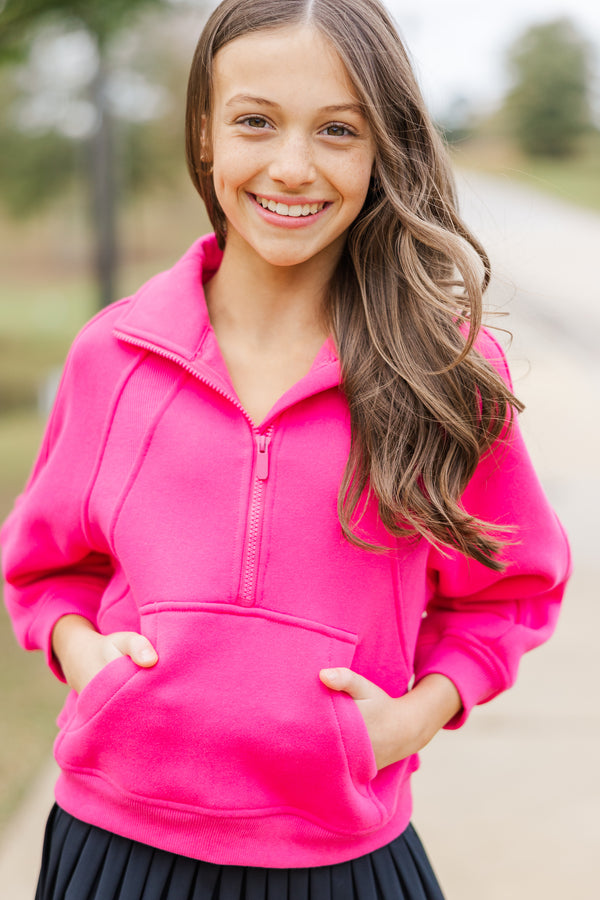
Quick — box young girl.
[2,1,570,898]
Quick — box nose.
[268,132,317,188]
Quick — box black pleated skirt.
[36,805,445,900]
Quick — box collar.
[113,233,342,426]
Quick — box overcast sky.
[383,0,600,117]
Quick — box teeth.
[255,196,325,217]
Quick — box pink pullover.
[1,234,570,867]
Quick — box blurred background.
[0,1,598,897]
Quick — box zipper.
[238,427,273,606]
[114,331,255,428]
[114,330,274,609]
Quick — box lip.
[247,193,333,229]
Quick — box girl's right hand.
[51,614,158,694]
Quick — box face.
[205,24,376,272]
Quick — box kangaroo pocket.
[55,603,386,834]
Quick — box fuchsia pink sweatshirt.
[2,234,570,867]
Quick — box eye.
[238,115,271,130]
[321,123,356,138]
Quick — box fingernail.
[322,668,339,683]
[140,648,157,663]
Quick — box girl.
[2,1,570,898]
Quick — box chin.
[250,242,324,269]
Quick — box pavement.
[1,172,599,898]
[413,171,600,898]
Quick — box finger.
[110,632,158,667]
[319,667,377,700]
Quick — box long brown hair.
[185,0,523,570]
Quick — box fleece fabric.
[1,233,570,868]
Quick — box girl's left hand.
[319,668,462,771]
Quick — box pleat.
[63,826,111,899]
[218,864,245,900]
[38,807,78,898]
[350,852,379,900]
[118,839,158,898]
[330,858,354,900]
[191,860,221,900]
[371,841,408,900]
[51,815,94,899]
[288,866,309,900]
[139,847,175,900]
[267,867,289,900]
[390,833,430,899]
[164,853,197,899]
[309,865,331,900]
[399,826,445,900]
[245,866,267,900]
[36,805,62,900]
[94,834,135,900]
[36,806,445,900]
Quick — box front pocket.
[75,656,138,723]
[55,603,385,834]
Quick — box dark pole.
[89,39,118,309]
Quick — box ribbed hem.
[37,805,446,900]
[54,770,414,868]
[414,635,505,729]
[28,584,103,681]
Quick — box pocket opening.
[56,604,387,834]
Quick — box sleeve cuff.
[23,582,102,682]
[414,636,508,729]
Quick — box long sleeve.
[413,331,571,727]
[1,305,128,680]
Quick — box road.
[413,171,600,899]
[1,171,598,898]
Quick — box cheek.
[210,144,250,200]
[338,149,375,196]
[340,160,374,209]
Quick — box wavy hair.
[186,0,523,570]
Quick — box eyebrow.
[224,94,365,116]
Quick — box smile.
[252,195,328,217]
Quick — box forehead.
[212,24,361,110]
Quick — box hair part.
[185,0,523,570]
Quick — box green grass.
[0,279,96,411]
[0,408,46,506]
[450,133,600,213]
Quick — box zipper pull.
[255,430,272,481]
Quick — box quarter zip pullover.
[1,234,571,868]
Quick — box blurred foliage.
[503,17,594,158]
[0,0,208,304]
[0,2,197,216]
[0,0,166,56]
[450,129,600,213]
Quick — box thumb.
[319,667,374,700]
[110,631,158,668]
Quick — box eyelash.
[236,116,357,137]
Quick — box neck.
[204,231,342,349]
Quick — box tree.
[0,0,205,307]
[504,17,594,158]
